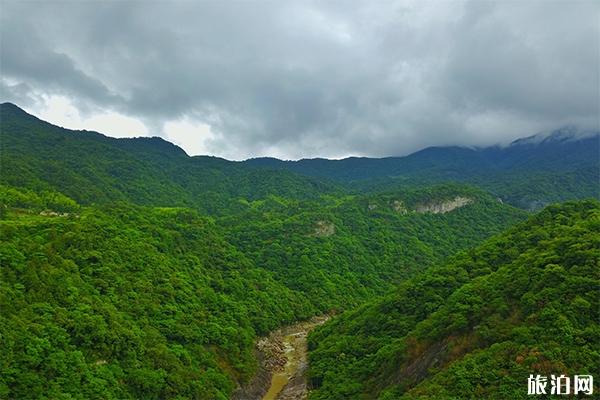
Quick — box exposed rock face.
[385,333,478,395]
[395,339,448,385]
[392,200,407,214]
[231,335,286,400]
[232,316,329,400]
[258,336,287,372]
[313,221,335,237]
[414,196,473,214]
[39,210,70,217]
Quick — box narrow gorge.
[234,317,329,400]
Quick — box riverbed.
[231,315,329,400]
[262,316,328,400]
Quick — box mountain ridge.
[1,101,597,399]
[3,102,597,164]
[307,199,600,399]
[1,102,598,212]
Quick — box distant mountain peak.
[1,102,32,117]
[1,102,48,128]
[1,101,21,109]
[509,126,598,147]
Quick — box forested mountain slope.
[307,200,600,399]
[245,128,599,210]
[3,102,597,214]
[1,102,595,399]
[0,193,316,399]
[0,103,338,215]
[219,185,527,309]
[0,183,528,399]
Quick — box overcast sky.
[1,1,598,160]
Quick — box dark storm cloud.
[1,0,598,159]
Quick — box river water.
[262,316,329,400]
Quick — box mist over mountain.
[246,126,599,211]
[2,1,598,160]
[246,126,599,179]
[1,98,599,399]
[1,0,599,398]
[2,102,598,213]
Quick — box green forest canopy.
[307,200,600,399]
[1,103,598,399]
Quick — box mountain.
[0,103,532,399]
[245,127,599,181]
[1,102,597,399]
[0,102,340,215]
[245,128,600,210]
[2,102,597,214]
[0,196,317,399]
[0,182,527,400]
[218,184,527,310]
[307,200,600,399]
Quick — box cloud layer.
[1,1,598,159]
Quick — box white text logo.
[527,374,593,395]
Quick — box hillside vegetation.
[0,103,338,215]
[2,103,598,214]
[0,103,596,399]
[246,128,600,211]
[307,200,600,399]
[0,182,527,399]
[1,192,314,399]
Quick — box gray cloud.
[1,0,598,159]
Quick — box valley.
[2,1,598,398]
[251,316,329,400]
[0,103,598,399]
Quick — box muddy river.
[232,316,329,400]
[262,316,328,400]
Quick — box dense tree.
[1,103,596,398]
[0,183,527,399]
[308,200,600,399]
